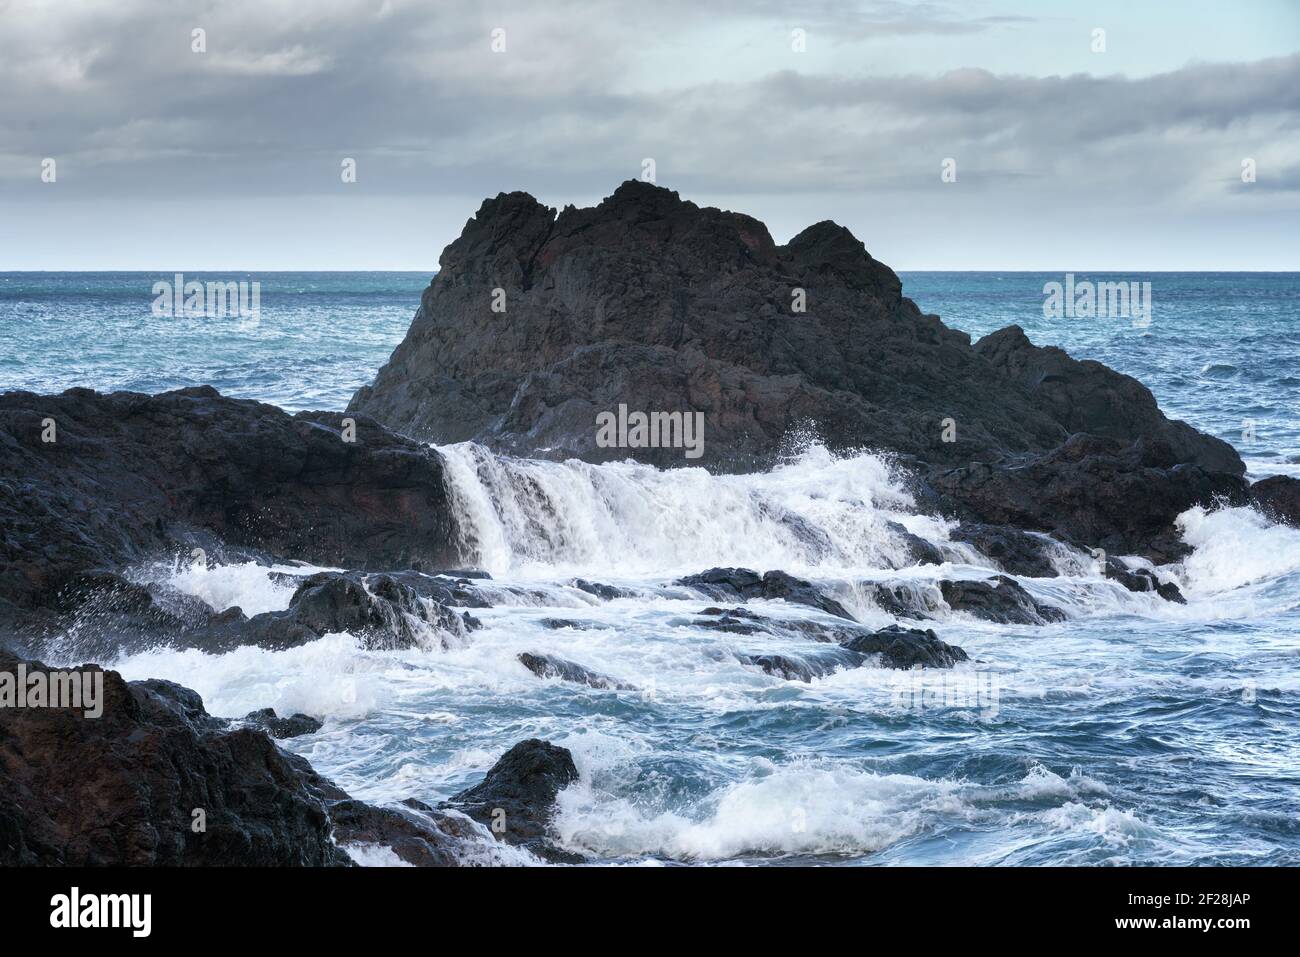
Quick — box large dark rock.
[349,181,1239,481]
[0,387,464,618]
[0,650,350,866]
[973,325,1243,475]
[1249,474,1300,527]
[447,738,581,863]
[677,568,853,620]
[0,650,567,867]
[930,433,1248,561]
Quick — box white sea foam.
[437,441,940,578]
[148,559,312,615]
[1176,504,1300,595]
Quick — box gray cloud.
[1,0,1296,268]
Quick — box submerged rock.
[1104,559,1186,604]
[739,652,845,682]
[951,523,1059,578]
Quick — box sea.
[2,271,1298,866]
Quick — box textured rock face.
[0,386,464,616]
[0,650,350,866]
[0,651,580,867]
[930,433,1248,559]
[349,180,1242,479]
[447,738,581,863]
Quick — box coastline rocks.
[0,651,577,867]
[677,568,854,620]
[446,739,581,863]
[0,650,350,866]
[349,182,1238,486]
[939,576,1066,625]
[33,570,479,660]
[243,708,323,739]
[972,325,1243,475]
[951,523,1059,578]
[1249,474,1300,527]
[740,652,847,682]
[1104,559,1186,604]
[517,652,634,690]
[0,387,464,617]
[842,624,969,669]
[929,433,1248,561]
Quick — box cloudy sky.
[2,0,1298,269]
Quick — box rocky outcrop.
[930,433,1247,561]
[0,650,350,866]
[243,708,323,739]
[446,739,581,863]
[348,181,1244,558]
[842,624,969,668]
[0,387,464,621]
[677,568,853,620]
[939,576,1066,625]
[1249,474,1300,527]
[0,651,577,867]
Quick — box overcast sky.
[2,0,1298,269]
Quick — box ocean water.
[3,271,1299,866]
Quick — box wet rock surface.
[841,624,970,669]
[1249,474,1300,528]
[518,651,634,690]
[939,576,1067,625]
[446,739,582,863]
[243,708,323,739]
[0,650,350,866]
[677,567,854,620]
[951,523,1059,578]
[0,651,579,867]
[0,386,464,618]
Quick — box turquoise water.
[5,271,1300,866]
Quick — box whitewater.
[107,440,1300,866]
[7,270,1298,865]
